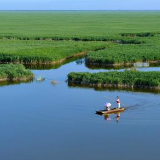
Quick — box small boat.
[96,108,125,115]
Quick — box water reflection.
[76,59,85,65]
[85,63,131,70]
[134,62,149,67]
[104,114,111,121]
[116,113,121,122]
[86,62,160,70]
[1,56,160,160]
[103,113,122,123]
[25,57,85,70]
[68,83,160,94]
[0,79,33,87]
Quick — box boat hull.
[96,108,125,115]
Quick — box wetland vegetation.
[1,11,160,89]
[0,11,160,65]
[68,70,160,90]
[85,36,160,66]
[0,40,108,64]
[0,64,34,81]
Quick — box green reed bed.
[68,71,160,90]
[0,12,160,65]
[0,12,160,38]
[0,40,109,64]
[0,64,34,81]
[86,34,160,66]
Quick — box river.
[0,59,160,160]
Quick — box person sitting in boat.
[105,102,111,111]
[116,96,120,109]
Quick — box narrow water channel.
[0,59,160,160]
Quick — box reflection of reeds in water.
[0,79,33,87]
[85,62,133,70]
[68,83,160,94]
[85,62,160,70]
[25,56,85,70]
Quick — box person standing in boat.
[116,96,120,109]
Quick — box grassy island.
[68,71,160,90]
[0,64,34,82]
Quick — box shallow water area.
[0,60,160,160]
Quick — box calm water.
[0,60,160,160]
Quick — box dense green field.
[68,71,160,89]
[0,64,34,81]
[0,40,108,63]
[0,11,160,39]
[0,11,160,64]
[86,35,160,65]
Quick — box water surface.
[0,60,160,160]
